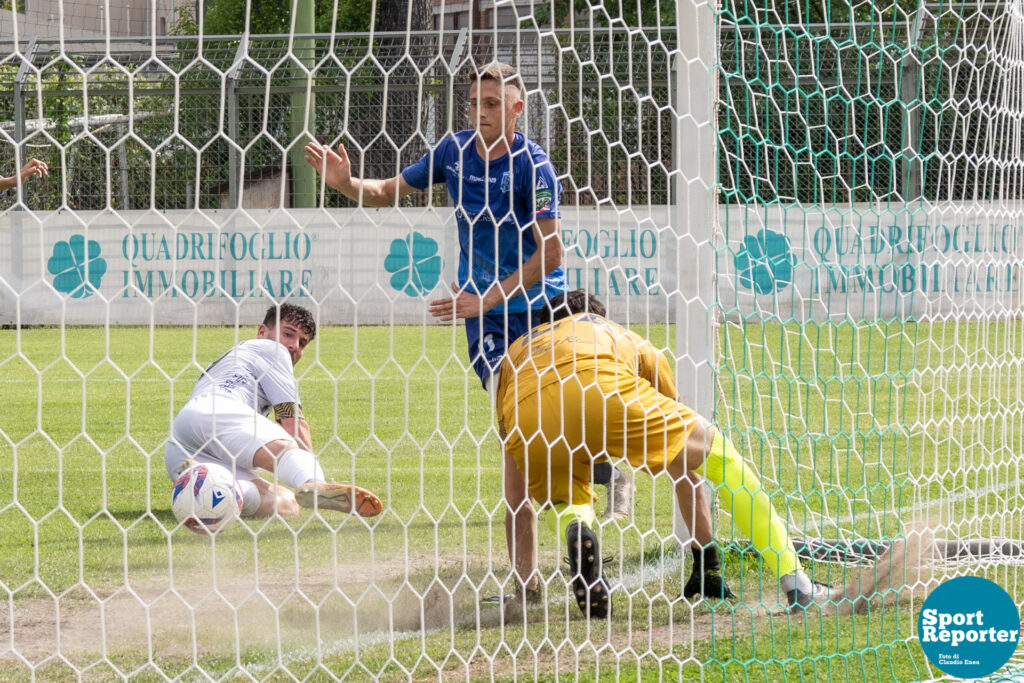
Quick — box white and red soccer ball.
[171,463,243,534]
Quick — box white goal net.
[1,0,1023,680]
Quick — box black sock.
[691,544,721,575]
[593,462,613,486]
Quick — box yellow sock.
[695,431,800,578]
[543,502,597,539]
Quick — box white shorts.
[164,393,293,482]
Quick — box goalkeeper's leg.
[542,502,611,618]
[674,418,830,609]
[504,449,539,597]
[669,465,735,601]
[594,460,634,520]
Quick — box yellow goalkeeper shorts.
[501,367,696,506]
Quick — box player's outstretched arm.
[304,141,416,207]
[0,158,49,191]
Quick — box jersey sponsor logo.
[445,161,461,176]
[468,174,498,183]
[483,333,497,355]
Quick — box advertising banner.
[0,206,673,325]
[716,203,1024,321]
[1,203,1021,325]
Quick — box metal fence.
[0,5,1015,212]
[719,2,1020,204]
[0,28,674,211]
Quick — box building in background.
[0,0,178,39]
[431,0,528,31]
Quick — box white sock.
[780,569,812,595]
[237,479,262,517]
[275,448,325,489]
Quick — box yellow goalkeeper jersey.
[496,313,696,505]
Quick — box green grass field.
[1,322,1022,681]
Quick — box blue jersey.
[401,130,567,314]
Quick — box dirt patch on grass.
[449,597,784,681]
[0,550,463,669]
[0,544,928,681]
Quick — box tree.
[176,0,432,207]
[342,0,432,202]
[197,0,372,35]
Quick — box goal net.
[0,0,1022,680]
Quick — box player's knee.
[683,422,717,471]
[503,452,528,500]
[251,440,296,473]
[667,449,693,482]
[252,439,298,470]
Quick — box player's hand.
[429,282,498,321]
[18,158,48,182]
[303,141,351,191]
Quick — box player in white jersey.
[164,303,382,518]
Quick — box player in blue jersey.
[304,61,635,586]
[304,62,565,380]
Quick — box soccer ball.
[171,462,243,534]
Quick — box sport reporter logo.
[918,576,1021,678]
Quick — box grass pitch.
[1,322,1022,681]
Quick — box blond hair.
[474,61,524,101]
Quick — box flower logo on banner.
[734,229,794,294]
[48,234,107,298]
[384,232,442,296]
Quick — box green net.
[714,1,1024,679]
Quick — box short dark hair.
[262,303,316,340]
[474,61,524,99]
[537,289,607,325]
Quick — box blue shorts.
[465,309,538,387]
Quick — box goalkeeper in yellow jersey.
[495,290,831,618]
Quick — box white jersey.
[190,339,300,412]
